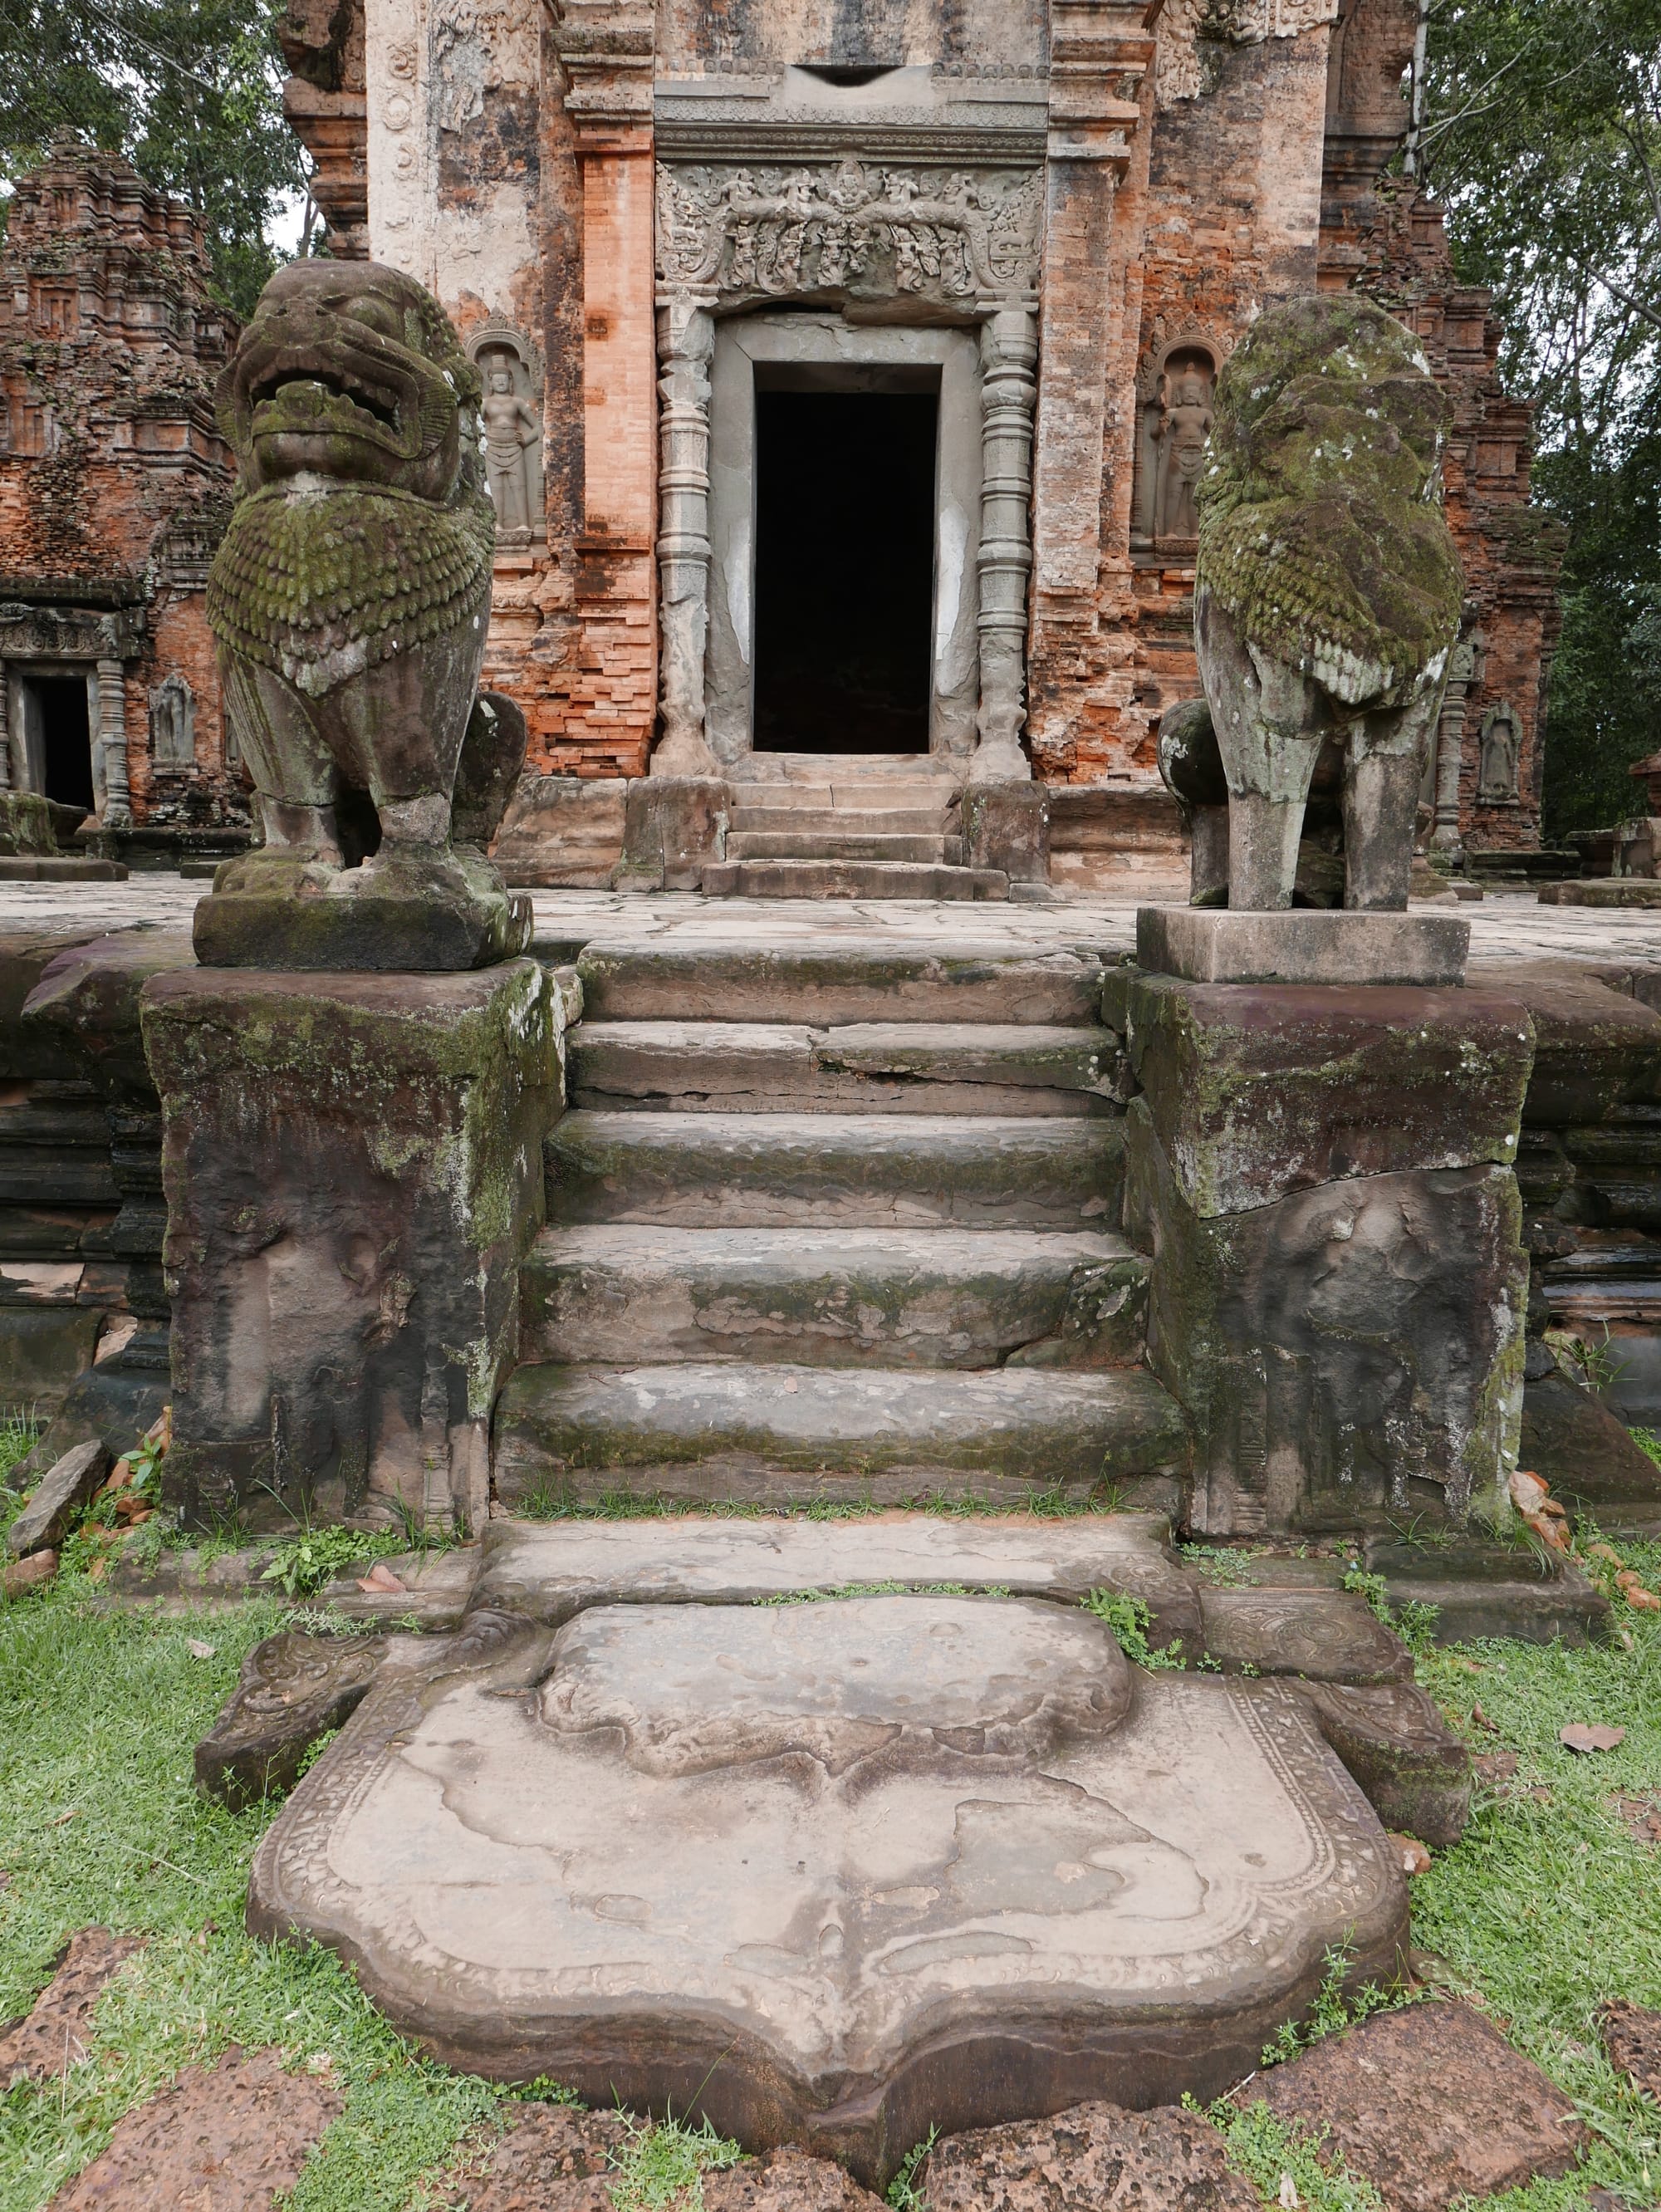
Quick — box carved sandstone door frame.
[704,316,982,769]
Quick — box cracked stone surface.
[249,1591,1404,2187]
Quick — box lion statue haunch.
[1193,293,1463,912]
[200,260,530,970]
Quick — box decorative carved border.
[656,157,1042,310]
[464,317,544,391]
[1135,314,1232,401]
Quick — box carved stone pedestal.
[1110,963,1535,1534]
[141,961,556,1533]
[1136,907,1470,988]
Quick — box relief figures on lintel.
[656,159,1043,310]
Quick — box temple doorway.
[751,386,938,755]
[14,674,96,812]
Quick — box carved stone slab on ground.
[1250,1999,1587,2210]
[1198,1588,1416,1684]
[248,1593,1405,2186]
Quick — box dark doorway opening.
[29,679,96,811]
[752,387,938,754]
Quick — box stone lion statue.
[1193,294,1463,911]
[203,261,528,968]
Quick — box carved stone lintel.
[653,299,719,778]
[656,159,1042,312]
[972,309,1038,784]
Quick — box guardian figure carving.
[1193,294,1463,910]
[202,261,527,968]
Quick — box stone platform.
[247,1517,1413,2187]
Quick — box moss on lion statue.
[1193,293,1463,912]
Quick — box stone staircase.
[493,939,1191,1510]
[700,753,1010,900]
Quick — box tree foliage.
[1418,0,1661,838]
[0,0,306,321]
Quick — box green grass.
[2,1511,1661,2207]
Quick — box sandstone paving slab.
[922,2100,1259,2212]
[1251,2000,1587,2210]
[471,1512,1206,1655]
[47,2046,342,2212]
[575,941,1107,1027]
[547,1111,1124,1231]
[491,1359,1191,1509]
[569,1021,1121,1117]
[249,1596,1405,2186]
[522,1224,1149,1371]
[0,1929,145,2086]
[1361,1536,1610,1647]
[1198,1588,1415,1685]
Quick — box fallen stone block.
[3,1547,57,1598]
[1292,1681,1472,1848]
[6,1438,107,1557]
[194,1631,386,1809]
[1250,2000,1587,2210]
[922,2100,1258,2212]
[48,2044,342,2211]
[0,1927,145,2086]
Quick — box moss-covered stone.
[1196,293,1463,699]
[1124,1098,1526,1533]
[141,959,557,1532]
[1116,970,1534,1216]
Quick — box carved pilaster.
[0,662,10,792]
[653,297,718,777]
[96,657,132,827]
[972,310,1039,784]
[1432,630,1482,854]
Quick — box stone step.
[725,831,953,864]
[701,858,1007,900]
[576,941,1107,1025]
[726,784,835,810]
[492,1358,1189,1508]
[567,1020,1125,1116]
[727,807,950,836]
[735,753,953,782]
[522,1224,1149,1369]
[546,1111,1126,1229]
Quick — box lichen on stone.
[1196,294,1463,704]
